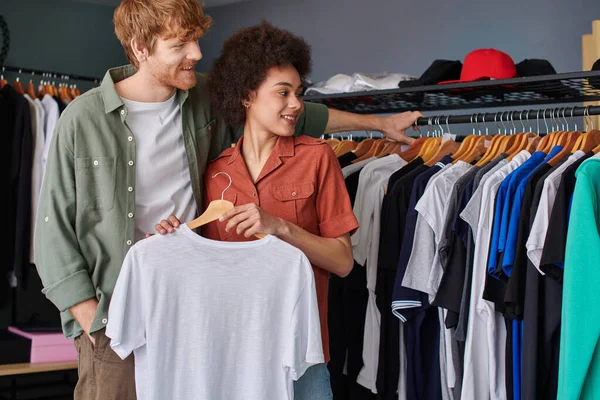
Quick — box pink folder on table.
[8,327,77,363]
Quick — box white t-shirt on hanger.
[106,225,323,400]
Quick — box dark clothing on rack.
[539,151,594,279]
[329,166,371,400]
[12,103,33,292]
[4,85,33,295]
[521,164,564,400]
[390,157,452,400]
[376,161,428,399]
[338,152,358,168]
[433,167,480,329]
[454,154,509,341]
[0,84,19,307]
[503,162,553,321]
[53,95,66,114]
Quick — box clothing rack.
[1,65,100,84]
[415,105,600,126]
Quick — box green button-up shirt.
[34,65,329,338]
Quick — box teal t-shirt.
[558,154,600,400]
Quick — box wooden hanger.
[13,77,24,94]
[421,137,442,162]
[26,80,36,99]
[574,108,600,152]
[187,172,235,230]
[424,139,459,166]
[0,69,7,89]
[456,135,491,163]
[451,134,476,161]
[353,138,375,158]
[376,140,397,158]
[335,140,357,157]
[475,134,506,167]
[453,113,489,161]
[352,138,384,163]
[576,129,600,152]
[325,138,340,149]
[547,130,582,167]
[525,136,542,154]
[187,172,264,238]
[372,139,392,157]
[396,136,427,161]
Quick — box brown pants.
[73,328,136,400]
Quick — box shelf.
[0,362,77,377]
[301,71,600,114]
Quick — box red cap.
[438,48,517,84]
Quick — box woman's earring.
[242,102,249,109]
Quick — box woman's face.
[246,65,304,137]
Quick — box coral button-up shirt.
[202,135,359,361]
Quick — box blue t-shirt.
[502,146,563,277]
[488,151,547,278]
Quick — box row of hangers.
[0,68,81,102]
[326,107,600,167]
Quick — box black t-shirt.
[389,159,452,400]
[521,166,565,400]
[345,170,362,207]
[338,151,358,168]
[329,165,372,399]
[375,162,428,399]
[503,162,553,321]
[539,151,594,280]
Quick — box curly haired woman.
[157,21,359,398]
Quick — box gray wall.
[1,0,126,85]
[3,0,599,83]
[201,0,600,82]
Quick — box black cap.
[513,58,579,98]
[398,59,462,88]
[397,60,462,104]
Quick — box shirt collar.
[100,64,190,114]
[227,135,296,165]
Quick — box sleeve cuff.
[298,102,329,138]
[42,270,96,312]
[319,210,359,238]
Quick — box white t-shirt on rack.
[106,225,323,400]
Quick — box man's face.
[144,34,202,90]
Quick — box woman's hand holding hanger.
[148,204,286,238]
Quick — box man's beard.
[151,64,197,91]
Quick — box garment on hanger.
[558,153,600,399]
[107,227,323,400]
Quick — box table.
[0,362,77,399]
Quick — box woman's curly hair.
[209,21,312,126]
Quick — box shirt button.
[93,160,99,166]
[102,318,108,324]
[252,192,256,197]
[208,125,212,131]
[128,187,134,192]
[128,136,133,142]
[44,217,49,222]
[128,160,134,166]
[291,192,297,197]
[128,212,134,218]
[120,110,125,116]
[126,240,132,246]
